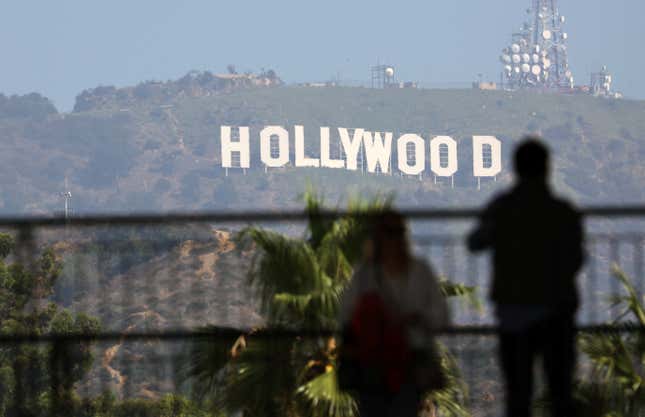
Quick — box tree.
[0,233,100,416]
[574,265,645,417]
[184,192,472,416]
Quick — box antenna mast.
[500,0,572,90]
[61,177,72,219]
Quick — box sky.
[1,0,642,111]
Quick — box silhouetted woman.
[339,210,449,417]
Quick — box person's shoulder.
[548,195,583,228]
[409,257,438,280]
[551,195,581,217]
[483,190,514,213]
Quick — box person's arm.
[467,200,498,252]
[566,208,585,276]
[408,260,450,331]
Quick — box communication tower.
[371,64,396,88]
[60,177,72,219]
[590,66,614,97]
[500,0,573,90]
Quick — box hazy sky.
[1,0,641,110]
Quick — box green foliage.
[0,232,101,416]
[0,234,14,260]
[73,392,222,417]
[439,279,482,312]
[184,194,474,417]
[0,93,57,119]
[576,265,645,417]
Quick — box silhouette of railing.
[1,206,644,416]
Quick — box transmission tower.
[500,0,573,90]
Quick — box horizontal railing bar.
[1,324,643,344]
[0,205,644,227]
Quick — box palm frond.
[611,265,645,326]
[273,278,345,330]
[296,368,357,417]
[241,227,327,323]
[429,343,470,417]
[439,278,482,312]
[303,188,335,251]
[178,325,241,401]
[218,331,298,417]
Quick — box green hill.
[2,83,645,215]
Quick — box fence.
[1,206,644,416]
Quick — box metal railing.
[1,206,644,416]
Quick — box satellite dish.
[565,70,572,78]
[512,54,521,64]
[532,65,541,75]
[541,50,548,57]
[603,82,611,90]
[534,45,541,53]
[504,65,513,73]
[542,30,552,40]
[385,67,394,77]
[560,15,566,23]
[522,53,531,63]
[511,44,520,53]
[562,33,568,40]
[520,38,527,46]
[542,58,551,68]
[514,66,521,74]
[521,64,531,73]
[532,54,540,63]
[502,55,512,63]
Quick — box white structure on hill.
[500,0,573,90]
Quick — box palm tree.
[184,192,473,417]
[575,265,645,417]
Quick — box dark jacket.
[467,180,584,311]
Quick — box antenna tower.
[371,63,396,89]
[61,177,72,219]
[500,0,573,90]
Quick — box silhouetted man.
[468,138,584,417]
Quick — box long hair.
[371,210,411,270]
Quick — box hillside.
[5,81,644,401]
[2,82,645,215]
[49,225,261,399]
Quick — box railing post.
[49,339,62,417]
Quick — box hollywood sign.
[220,126,502,177]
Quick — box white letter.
[430,136,458,177]
[397,134,425,175]
[260,126,289,168]
[363,131,393,173]
[339,128,365,171]
[473,136,502,177]
[220,126,250,168]
[294,125,319,167]
[320,127,344,168]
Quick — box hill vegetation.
[1,77,644,215]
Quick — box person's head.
[369,209,411,268]
[514,137,550,181]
